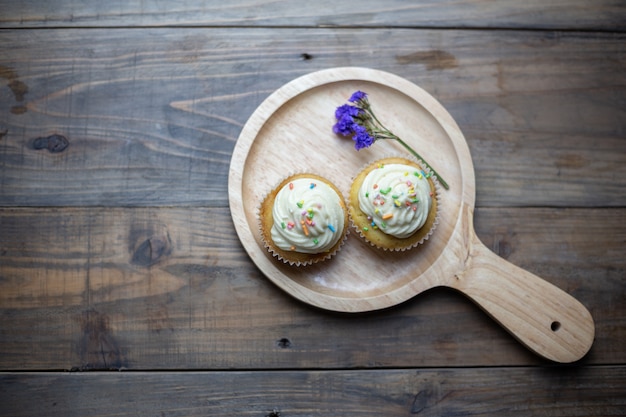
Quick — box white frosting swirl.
[358,163,432,238]
[271,178,345,253]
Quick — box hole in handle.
[551,321,561,332]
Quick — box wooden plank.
[1,206,623,369]
[1,0,625,31]
[1,28,625,207]
[1,367,625,416]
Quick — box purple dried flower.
[333,104,364,136]
[332,90,449,189]
[352,124,375,150]
[334,104,360,120]
[348,91,367,103]
[332,114,356,136]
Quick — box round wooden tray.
[229,68,594,363]
[229,67,467,312]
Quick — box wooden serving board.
[228,67,594,363]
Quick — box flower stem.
[364,106,449,190]
[385,133,449,190]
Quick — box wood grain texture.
[1,0,625,31]
[227,66,594,361]
[1,28,625,207]
[1,367,625,416]
[1,207,623,369]
[228,66,474,312]
[1,1,624,413]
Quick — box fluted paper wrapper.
[257,173,349,266]
[347,156,440,252]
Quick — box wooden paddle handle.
[452,232,595,363]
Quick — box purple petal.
[348,91,367,103]
[333,114,357,136]
[335,104,360,120]
[352,125,375,150]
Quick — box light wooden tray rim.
[229,67,594,363]
[228,67,472,313]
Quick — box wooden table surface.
[1,1,625,415]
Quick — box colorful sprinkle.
[281,222,286,229]
[301,221,309,236]
[363,226,369,232]
[297,200,304,208]
[327,224,336,233]
[310,182,316,189]
[289,183,294,190]
[394,200,401,207]
[287,221,295,229]
[380,187,392,195]
[313,238,319,245]
[382,213,393,220]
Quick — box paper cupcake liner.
[257,172,349,266]
[347,155,441,252]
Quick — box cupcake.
[348,157,439,251]
[259,174,349,266]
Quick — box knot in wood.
[130,226,172,267]
[32,134,69,153]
